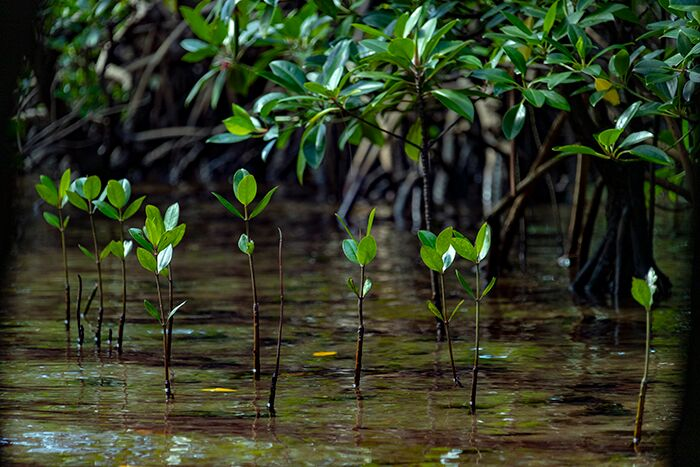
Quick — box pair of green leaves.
[35,169,71,211]
[93,179,146,222]
[451,223,491,264]
[79,239,133,262]
[66,176,104,213]
[347,277,373,298]
[456,269,497,302]
[144,298,187,325]
[212,168,278,221]
[418,227,456,273]
[130,203,186,275]
[427,298,464,324]
[336,208,378,267]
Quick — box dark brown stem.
[58,206,70,330]
[354,266,366,389]
[155,273,172,399]
[75,274,84,346]
[470,265,481,414]
[244,205,261,380]
[117,219,127,354]
[167,265,174,378]
[268,228,285,413]
[440,273,461,387]
[633,306,652,449]
[83,282,98,318]
[87,201,104,348]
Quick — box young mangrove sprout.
[453,223,497,414]
[418,227,463,387]
[94,178,145,353]
[162,203,185,376]
[336,209,377,389]
[67,175,108,347]
[130,204,187,398]
[212,168,278,380]
[35,168,72,330]
[268,228,285,414]
[631,267,657,450]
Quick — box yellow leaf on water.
[201,387,237,392]
[313,351,337,357]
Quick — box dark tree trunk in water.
[571,159,670,304]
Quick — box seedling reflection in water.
[35,169,72,330]
[67,175,108,347]
[453,223,497,414]
[213,169,277,380]
[336,209,377,389]
[93,179,145,353]
[130,204,187,398]
[418,227,462,387]
[631,267,657,450]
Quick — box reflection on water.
[0,184,690,464]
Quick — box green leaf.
[110,239,125,259]
[59,169,71,199]
[420,246,444,272]
[553,144,607,159]
[179,6,211,42]
[405,120,422,161]
[94,200,120,220]
[63,215,70,229]
[212,192,244,219]
[100,243,113,260]
[366,208,376,236]
[106,180,127,209]
[357,236,377,265]
[543,1,558,35]
[596,128,624,148]
[502,102,526,140]
[123,195,146,220]
[362,278,373,297]
[475,223,491,262]
[503,45,527,75]
[436,227,453,255]
[144,299,161,322]
[249,186,278,219]
[455,269,475,300]
[207,133,250,144]
[541,90,570,111]
[83,176,102,200]
[523,88,546,108]
[347,277,359,296]
[418,230,436,248]
[137,247,157,273]
[235,175,257,206]
[123,240,133,257]
[320,40,350,90]
[342,239,360,265]
[233,169,250,193]
[129,228,152,252]
[300,123,327,169]
[388,37,415,64]
[442,246,456,271]
[448,299,465,322]
[352,23,390,39]
[145,206,164,245]
[160,224,186,249]
[164,203,180,231]
[482,277,497,298]
[157,245,173,274]
[42,211,61,229]
[431,89,474,122]
[269,60,306,94]
[631,277,652,310]
[224,116,256,136]
[167,300,187,322]
[427,300,443,321]
[615,101,641,130]
[36,183,58,207]
[238,233,254,255]
[335,213,357,242]
[619,131,653,149]
[452,237,477,263]
[626,145,674,166]
[79,244,95,260]
[611,49,630,77]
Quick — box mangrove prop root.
[268,228,285,414]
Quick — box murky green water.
[0,182,691,465]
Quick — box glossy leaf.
[79,244,95,260]
[436,227,453,255]
[137,247,157,273]
[144,299,161,322]
[235,175,257,206]
[167,300,187,322]
[357,236,377,265]
[455,269,475,300]
[106,180,127,209]
[300,123,327,169]
[431,89,474,122]
[448,299,465,322]
[502,102,526,140]
[452,237,477,263]
[405,120,422,161]
[442,245,456,271]
[418,230,436,248]
[42,211,61,230]
[482,276,497,298]
[83,176,101,200]
[212,192,243,219]
[626,145,674,166]
[347,277,359,296]
[36,183,58,207]
[362,278,373,296]
[366,208,376,236]
[619,131,653,149]
[123,195,146,220]
[58,169,71,199]
[249,186,278,219]
[129,228,152,252]
[615,101,642,130]
[420,246,444,273]
[427,300,443,321]
[94,200,120,220]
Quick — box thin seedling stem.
[268,228,285,414]
[87,200,105,347]
[75,274,84,346]
[58,206,70,330]
[155,273,172,398]
[633,306,652,449]
[440,273,461,387]
[244,205,261,380]
[83,282,98,319]
[354,265,366,389]
[470,264,481,414]
[117,219,127,354]
[166,265,174,378]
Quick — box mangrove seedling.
[67,175,108,347]
[268,228,285,414]
[336,209,377,389]
[631,267,658,450]
[94,178,146,353]
[130,204,187,398]
[453,223,497,414]
[35,168,72,330]
[212,168,278,380]
[418,227,463,387]
[162,203,186,375]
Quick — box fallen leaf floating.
[313,351,337,357]
[201,387,237,393]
